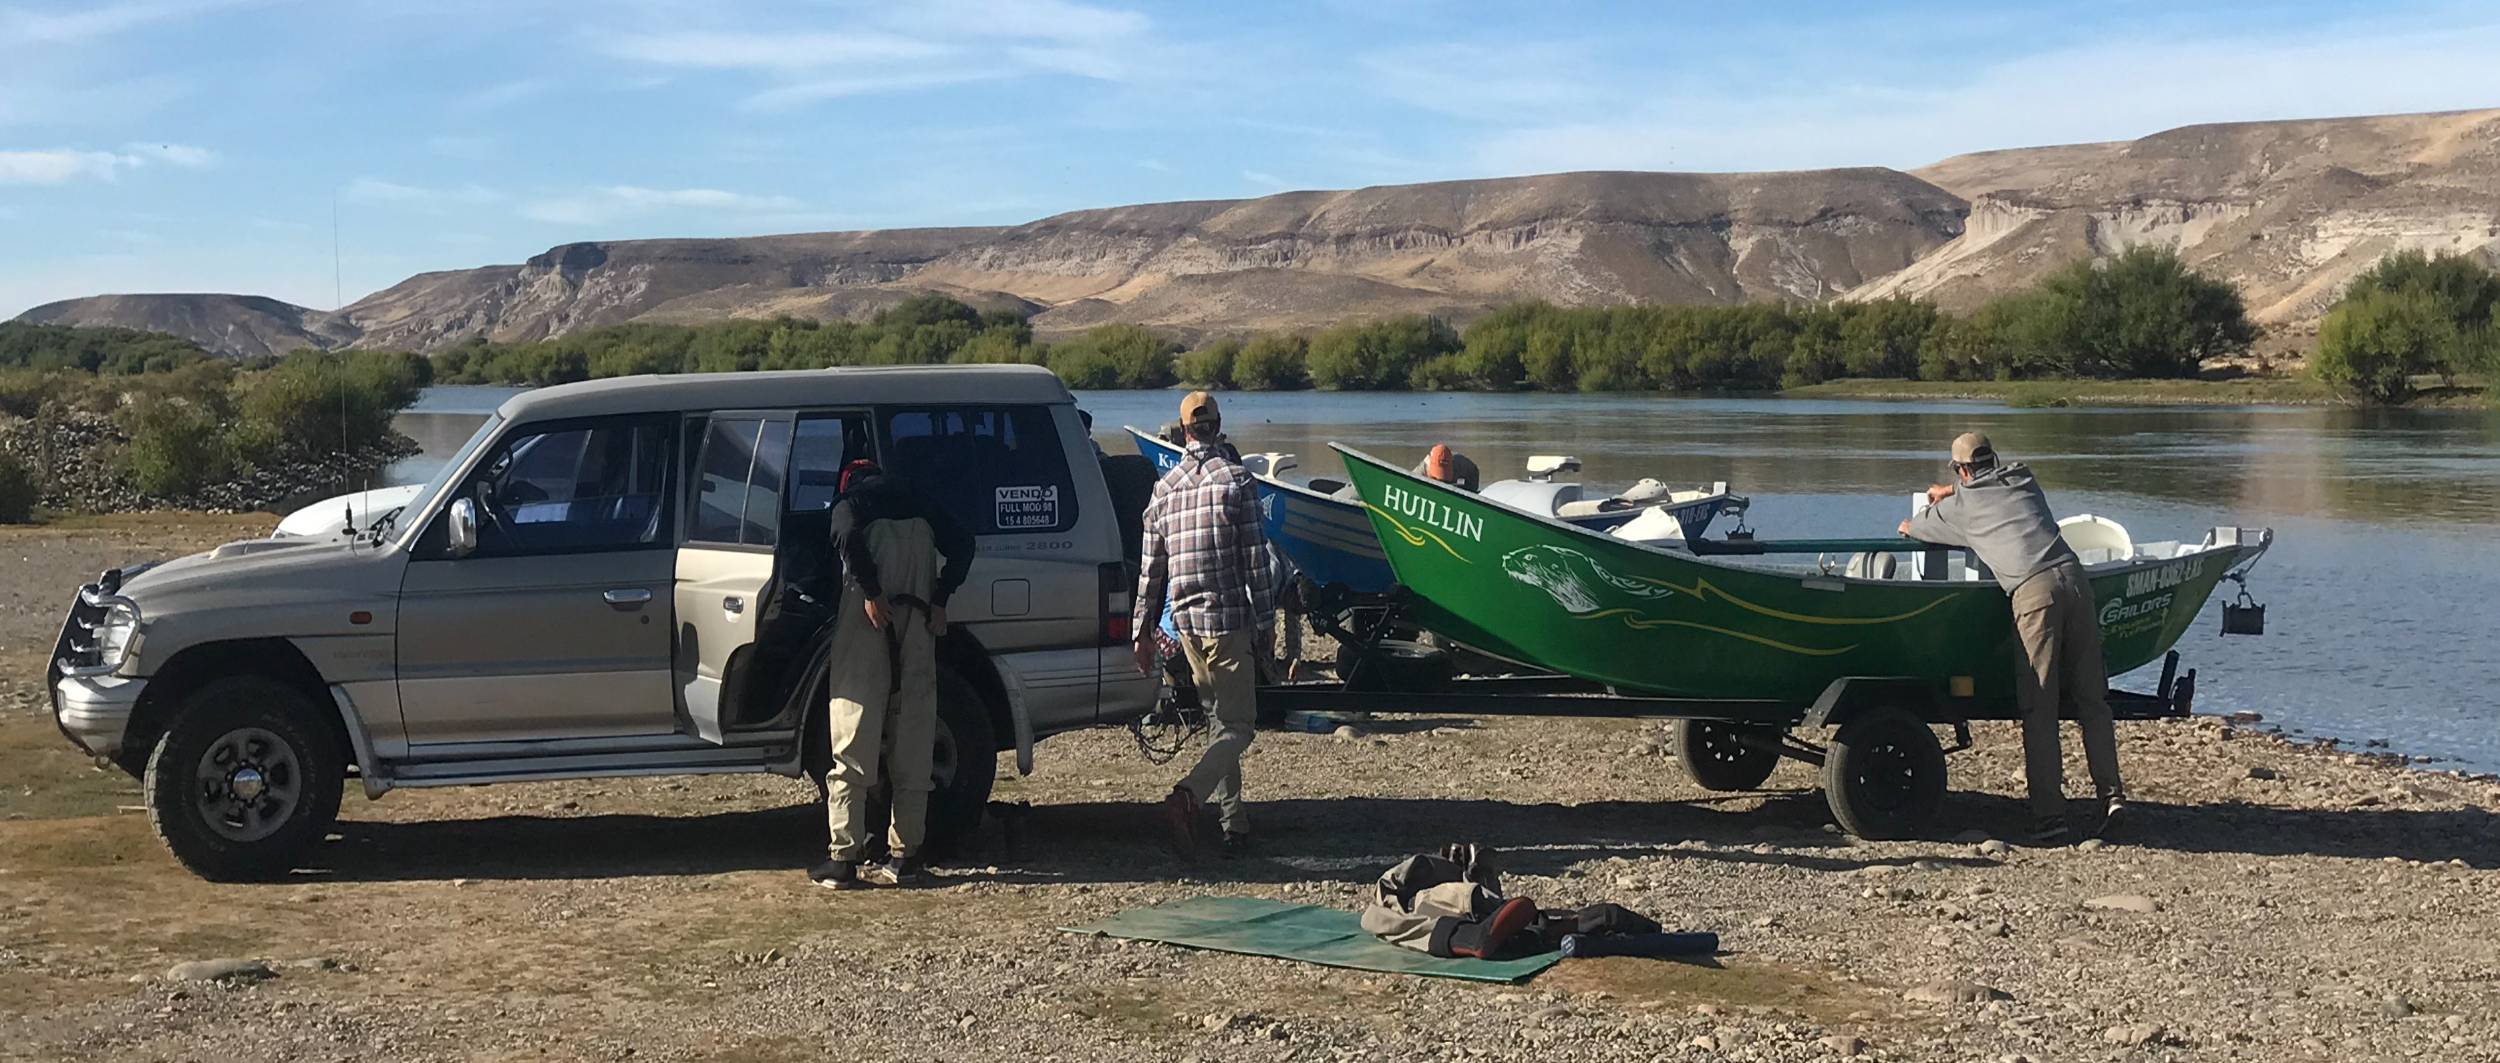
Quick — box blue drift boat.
[1126,428,1743,593]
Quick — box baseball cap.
[1950,432,1996,466]
[1179,390,1221,426]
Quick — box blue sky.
[5,0,2499,316]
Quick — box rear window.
[880,406,1076,534]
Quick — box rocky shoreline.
[2,516,2493,1063]
[0,410,416,517]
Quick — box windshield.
[395,414,500,545]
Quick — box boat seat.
[1524,455,1580,477]
[1307,477,1347,495]
[1554,498,1617,519]
[2058,514,2133,564]
[1845,552,1899,580]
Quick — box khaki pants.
[825,520,939,863]
[2011,561,2123,819]
[1176,628,1256,834]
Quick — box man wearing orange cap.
[1134,390,1275,857]
[1412,444,1481,492]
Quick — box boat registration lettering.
[1378,483,1485,543]
[2121,557,2206,598]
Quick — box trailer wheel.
[1822,707,1946,840]
[1673,720,1780,791]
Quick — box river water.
[396,386,2500,774]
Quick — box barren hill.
[15,293,356,359]
[1854,108,2500,337]
[19,108,2500,356]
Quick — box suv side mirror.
[447,498,479,557]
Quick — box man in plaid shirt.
[1133,390,1275,856]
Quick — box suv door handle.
[603,588,653,607]
[722,595,745,614]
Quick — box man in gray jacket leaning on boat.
[1899,432,2126,846]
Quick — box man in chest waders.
[811,460,974,889]
[1901,433,2126,846]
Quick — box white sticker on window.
[995,485,1060,529]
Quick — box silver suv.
[48,366,1159,879]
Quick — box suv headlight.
[63,592,145,677]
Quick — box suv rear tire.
[854,667,1000,860]
[143,676,344,882]
[924,668,998,854]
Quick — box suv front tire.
[143,676,345,881]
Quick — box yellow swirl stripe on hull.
[1634,575,1954,627]
[1579,608,1859,657]
[1363,503,1473,565]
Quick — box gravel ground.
[3,516,2496,1063]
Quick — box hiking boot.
[2093,793,2129,839]
[863,857,929,888]
[1452,898,1540,959]
[1161,787,1204,857]
[809,859,861,890]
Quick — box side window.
[459,417,669,556]
[880,405,1076,535]
[689,417,790,547]
[789,414,874,512]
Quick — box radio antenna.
[334,193,360,541]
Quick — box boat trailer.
[1246,585,2199,840]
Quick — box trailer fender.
[1803,677,1947,729]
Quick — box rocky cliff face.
[1862,108,2500,335]
[22,108,2500,355]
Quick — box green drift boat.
[1335,446,2271,710]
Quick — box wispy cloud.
[519,185,805,226]
[341,176,501,207]
[0,0,269,44]
[1139,158,1174,173]
[0,148,140,183]
[598,30,951,70]
[456,77,552,111]
[1359,42,1604,122]
[743,69,1008,111]
[1240,169,1289,190]
[597,0,1151,110]
[1455,18,2500,175]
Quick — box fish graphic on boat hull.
[1502,544,1675,614]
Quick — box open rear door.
[675,411,794,743]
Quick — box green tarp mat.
[1061,896,1561,983]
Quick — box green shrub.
[1307,315,1457,390]
[0,453,35,523]
[2313,289,2455,403]
[1044,347,1120,389]
[1407,354,1472,391]
[1046,325,1177,389]
[0,321,212,375]
[2342,250,2500,383]
[236,350,425,461]
[0,370,63,418]
[120,399,234,498]
[1179,338,1242,386]
[1229,334,1309,390]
